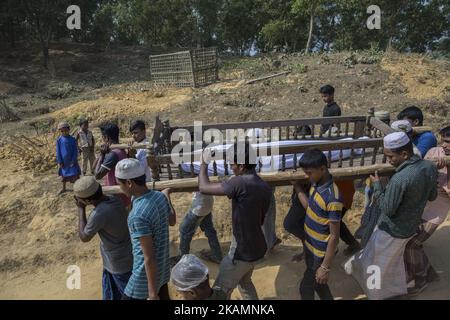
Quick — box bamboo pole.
[103,156,450,194]
[245,71,291,85]
[108,142,149,150]
[412,126,433,134]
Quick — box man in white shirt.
[129,120,152,182]
[173,192,223,265]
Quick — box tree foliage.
[0,0,448,65]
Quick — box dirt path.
[0,49,449,300]
[1,214,448,300]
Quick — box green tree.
[218,0,261,55]
[21,0,72,68]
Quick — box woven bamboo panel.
[149,47,218,87]
[191,47,218,87]
[149,51,194,87]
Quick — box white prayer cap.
[384,131,410,149]
[391,120,412,134]
[115,158,146,179]
[58,121,70,130]
[74,176,100,198]
[171,254,209,291]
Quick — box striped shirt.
[125,190,171,299]
[304,178,343,258]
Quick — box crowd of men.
[55,85,450,300]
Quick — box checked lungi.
[403,221,438,283]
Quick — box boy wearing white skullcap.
[171,254,227,300]
[345,131,438,299]
[115,158,177,300]
[73,176,132,300]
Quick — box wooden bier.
[103,156,450,194]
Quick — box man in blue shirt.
[115,158,176,300]
[397,106,437,157]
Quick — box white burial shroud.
[178,137,369,176]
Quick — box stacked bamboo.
[0,134,57,173]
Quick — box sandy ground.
[0,47,449,300]
[0,153,448,300]
[1,217,449,300]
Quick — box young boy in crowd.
[397,106,437,157]
[291,148,342,300]
[284,178,359,262]
[198,141,272,300]
[128,120,152,182]
[115,158,176,300]
[56,121,81,194]
[171,254,228,300]
[76,118,95,176]
[404,125,450,295]
[73,176,132,300]
[319,85,341,134]
[94,122,130,207]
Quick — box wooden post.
[189,50,196,88]
[367,107,375,137]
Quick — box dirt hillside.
[0,44,449,299]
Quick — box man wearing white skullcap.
[345,131,438,299]
[171,254,227,300]
[115,158,177,300]
[73,176,132,300]
[390,120,422,158]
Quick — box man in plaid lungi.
[404,126,450,295]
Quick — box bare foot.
[291,251,304,262]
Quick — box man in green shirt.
[373,133,438,239]
[345,131,437,299]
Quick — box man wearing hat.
[391,120,422,158]
[345,131,438,299]
[397,106,437,157]
[115,158,176,300]
[56,121,81,194]
[74,176,133,300]
[171,254,227,300]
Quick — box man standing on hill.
[319,85,341,134]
